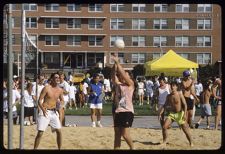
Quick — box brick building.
[3,3,222,76]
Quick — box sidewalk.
[65,115,219,129]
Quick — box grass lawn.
[65,100,217,116]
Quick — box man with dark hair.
[88,73,104,127]
[34,72,64,149]
[159,81,193,147]
[181,70,199,128]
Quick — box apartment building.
[3,3,222,76]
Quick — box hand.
[41,108,48,117]
[111,54,119,63]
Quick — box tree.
[132,64,145,79]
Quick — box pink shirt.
[115,83,134,113]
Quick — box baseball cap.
[183,70,190,77]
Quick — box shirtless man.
[159,81,193,147]
[195,82,212,129]
[181,70,199,128]
[34,73,64,149]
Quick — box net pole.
[19,5,25,149]
[35,38,39,123]
[7,4,13,149]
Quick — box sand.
[3,124,221,150]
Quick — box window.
[176,4,189,12]
[63,54,71,67]
[197,4,212,12]
[44,53,59,64]
[175,19,189,29]
[110,36,124,46]
[45,18,59,28]
[153,19,168,29]
[45,4,59,11]
[89,4,102,12]
[131,53,145,63]
[67,18,81,29]
[88,19,103,29]
[67,4,81,11]
[153,53,162,59]
[178,53,188,59]
[96,53,104,64]
[28,35,37,45]
[175,36,189,46]
[23,4,37,11]
[132,4,146,12]
[197,36,211,47]
[67,36,81,46]
[153,36,167,47]
[87,53,104,66]
[88,36,103,46]
[132,36,145,47]
[26,17,37,28]
[110,53,124,64]
[110,18,125,29]
[132,19,146,29]
[154,4,168,12]
[197,53,211,64]
[87,53,95,66]
[12,4,17,10]
[45,36,59,45]
[110,4,124,12]
[197,19,211,29]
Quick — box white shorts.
[138,89,144,95]
[90,103,102,109]
[37,109,61,132]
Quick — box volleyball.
[114,39,125,49]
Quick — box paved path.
[65,115,220,129]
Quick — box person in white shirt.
[67,72,73,83]
[32,74,45,122]
[192,79,203,121]
[5,81,21,124]
[58,72,70,126]
[137,78,145,106]
[103,77,112,101]
[157,76,170,127]
[24,83,36,125]
[145,76,154,106]
[195,79,203,102]
[69,81,77,110]
[83,81,89,107]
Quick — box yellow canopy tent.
[145,49,198,78]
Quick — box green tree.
[132,64,145,78]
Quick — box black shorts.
[24,107,34,117]
[114,112,134,127]
[184,97,194,110]
[112,103,116,114]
